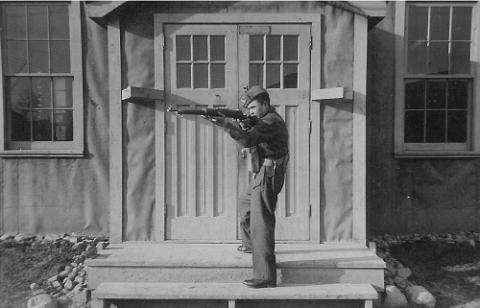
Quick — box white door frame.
[154,12,322,242]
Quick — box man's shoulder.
[260,112,284,126]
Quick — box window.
[248,34,299,89]
[175,35,226,89]
[395,2,480,156]
[0,1,83,156]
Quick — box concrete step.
[92,282,378,308]
[86,243,385,290]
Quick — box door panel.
[238,24,311,240]
[164,25,238,240]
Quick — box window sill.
[394,151,480,159]
[0,150,85,158]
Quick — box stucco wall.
[367,2,480,235]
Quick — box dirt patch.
[390,240,480,308]
[0,239,79,308]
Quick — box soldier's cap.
[240,86,269,108]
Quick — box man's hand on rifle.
[203,112,231,127]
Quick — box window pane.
[250,36,264,61]
[210,36,225,61]
[452,7,471,40]
[49,4,69,39]
[10,108,31,141]
[29,40,49,73]
[283,36,298,61]
[176,36,191,61]
[249,64,263,87]
[426,81,446,109]
[407,42,427,74]
[6,41,27,74]
[53,78,73,107]
[405,111,424,143]
[284,64,297,88]
[266,36,280,61]
[5,4,26,39]
[405,80,425,109]
[193,36,207,61]
[408,6,428,40]
[426,111,446,142]
[429,42,448,74]
[6,77,31,109]
[451,42,470,74]
[211,64,225,88]
[31,78,52,108]
[266,64,280,88]
[177,64,191,88]
[448,80,468,109]
[32,110,52,141]
[447,111,467,142]
[50,40,70,73]
[430,7,449,40]
[54,110,73,141]
[193,63,208,88]
[27,5,48,39]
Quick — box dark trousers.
[239,163,286,283]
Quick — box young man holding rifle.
[205,86,289,289]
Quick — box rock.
[27,289,58,308]
[375,285,409,308]
[405,285,436,308]
[15,233,36,242]
[393,276,409,290]
[44,234,61,242]
[450,298,480,308]
[68,289,88,308]
[397,267,412,279]
[0,232,16,241]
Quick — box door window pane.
[176,36,191,61]
[54,110,73,141]
[407,42,427,74]
[29,41,49,73]
[27,5,48,39]
[447,111,467,142]
[210,36,225,61]
[49,5,69,39]
[6,41,27,74]
[5,5,26,39]
[193,63,208,88]
[428,42,448,74]
[283,36,298,61]
[32,110,52,141]
[284,64,297,88]
[249,36,264,61]
[405,80,425,109]
[177,64,191,88]
[408,6,428,40]
[193,36,208,61]
[405,111,424,143]
[452,7,472,40]
[211,64,225,88]
[426,81,446,109]
[249,64,263,87]
[53,78,73,107]
[266,36,280,61]
[266,64,280,88]
[430,7,449,40]
[50,41,71,73]
[448,80,468,109]
[426,111,446,142]
[451,42,470,74]
[31,78,52,108]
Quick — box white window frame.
[394,1,480,158]
[0,1,83,157]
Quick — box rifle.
[167,105,250,120]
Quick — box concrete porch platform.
[86,243,385,290]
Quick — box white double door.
[163,23,311,241]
